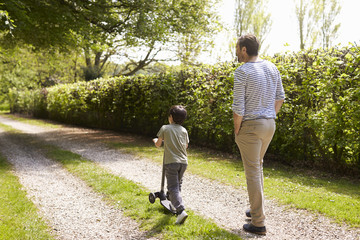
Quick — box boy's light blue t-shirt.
[157,124,189,165]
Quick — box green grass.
[0,153,55,240]
[108,140,360,228]
[2,113,360,229]
[0,122,17,132]
[42,145,241,239]
[108,141,247,188]
[0,123,241,239]
[263,167,360,226]
[0,112,60,129]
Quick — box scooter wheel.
[149,192,156,204]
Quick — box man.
[232,34,285,235]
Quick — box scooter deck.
[160,199,177,214]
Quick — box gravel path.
[0,115,359,240]
[0,118,151,240]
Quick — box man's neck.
[245,55,259,63]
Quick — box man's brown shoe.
[243,223,266,235]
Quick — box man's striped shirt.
[232,60,285,121]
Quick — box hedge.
[272,45,360,175]
[8,45,360,176]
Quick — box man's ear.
[241,46,247,54]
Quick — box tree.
[294,0,320,50]
[1,0,220,78]
[233,0,272,46]
[0,7,15,36]
[0,44,85,106]
[113,0,220,75]
[176,34,202,66]
[1,1,81,48]
[294,0,341,50]
[318,0,341,49]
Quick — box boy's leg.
[178,163,187,192]
[165,163,187,214]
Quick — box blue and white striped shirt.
[232,60,285,121]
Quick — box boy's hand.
[153,137,163,148]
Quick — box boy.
[153,105,189,224]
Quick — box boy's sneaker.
[175,211,188,225]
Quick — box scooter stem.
[160,153,165,193]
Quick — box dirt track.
[0,115,359,240]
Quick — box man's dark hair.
[169,105,187,125]
[237,34,260,56]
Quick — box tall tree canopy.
[1,0,219,77]
[318,0,341,49]
[294,0,319,50]
[294,0,341,50]
[234,0,272,46]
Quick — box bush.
[9,45,360,176]
[8,88,47,117]
[40,65,237,150]
[271,45,360,175]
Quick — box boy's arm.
[153,137,163,148]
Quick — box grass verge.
[0,112,60,129]
[0,152,55,240]
[0,119,241,240]
[41,144,241,239]
[108,141,360,228]
[2,114,359,228]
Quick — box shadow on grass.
[146,210,173,235]
[263,162,360,198]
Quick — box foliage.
[0,45,85,103]
[1,0,81,48]
[234,0,272,46]
[294,0,319,50]
[294,0,341,50]
[270,44,360,175]
[9,45,360,176]
[8,88,47,117]
[317,0,341,49]
[1,0,220,78]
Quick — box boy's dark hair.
[169,105,187,125]
[237,34,260,56]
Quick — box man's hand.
[233,112,243,136]
[275,99,284,115]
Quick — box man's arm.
[233,112,243,135]
[275,99,284,115]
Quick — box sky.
[206,0,360,63]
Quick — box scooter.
[148,154,177,214]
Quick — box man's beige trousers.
[235,119,275,227]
